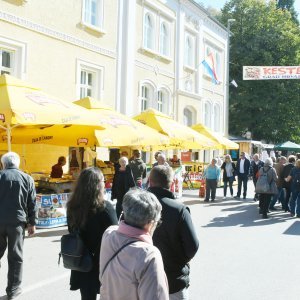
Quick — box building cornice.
[0,10,116,59]
[134,59,175,79]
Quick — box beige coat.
[99,225,169,300]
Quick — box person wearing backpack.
[67,167,118,300]
[285,159,300,217]
[256,158,278,219]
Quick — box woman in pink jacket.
[99,189,169,300]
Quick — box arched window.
[183,107,193,127]
[213,104,221,132]
[144,14,154,50]
[159,22,169,57]
[216,52,221,80]
[157,88,169,114]
[184,35,193,67]
[141,85,150,111]
[204,102,212,128]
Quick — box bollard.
[199,179,206,198]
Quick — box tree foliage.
[276,0,299,24]
[219,0,300,143]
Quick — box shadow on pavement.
[283,221,300,235]
[203,202,292,228]
[182,200,202,205]
[33,228,68,238]
[0,295,7,299]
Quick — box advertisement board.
[243,66,300,80]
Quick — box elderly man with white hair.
[0,152,37,299]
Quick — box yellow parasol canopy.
[0,74,105,150]
[191,123,239,150]
[133,108,216,149]
[73,97,170,147]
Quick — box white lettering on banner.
[243,66,300,80]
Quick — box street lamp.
[224,18,235,137]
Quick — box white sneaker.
[223,196,226,200]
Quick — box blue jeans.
[223,177,234,197]
[269,187,284,208]
[289,189,300,215]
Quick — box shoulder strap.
[101,240,137,278]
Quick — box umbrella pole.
[7,125,12,152]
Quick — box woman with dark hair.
[67,167,118,300]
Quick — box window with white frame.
[141,85,151,111]
[204,45,222,81]
[143,13,155,50]
[83,0,104,29]
[159,21,170,57]
[183,107,193,126]
[184,33,195,68]
[213,104,221,132]
[77,62,103,100]
[204,102,212,128]
[0,48,14,75]
[157,88,169,114]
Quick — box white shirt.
[239,159,245,174]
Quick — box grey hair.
[157,153,166,161]
[264,157,273,167]
[119,156,128,165]
[1,152,20,169]
[211,158,217,163]
[149,165,174,189]
[122,189,162,229]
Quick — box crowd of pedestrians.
[0,150,199,300]
[203,152,300,219]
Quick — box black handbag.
[58,230,93,272]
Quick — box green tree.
[220,0,300,143]
[276,0,299,24]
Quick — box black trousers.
[205,179,217,201]
[80,286,98,300]
[237,174,248,197]
[260,194,272,215]
[0,224,25,295]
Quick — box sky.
[198,0,300,19]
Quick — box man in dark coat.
[234,152,251,199]
[282,155,296,211]
[0,152,37,300]
[129,150,147,187]
[148,166,199,299]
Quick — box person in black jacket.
[111,156,135,218]
[67,167,118,300]
[221,154,236,199]
[148,166,199,299]
[234,152,251,199]
[0,152,36,300]
[249,154,264,201]
[282,155,296,212]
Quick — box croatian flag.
[201,53,219,84]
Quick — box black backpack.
[58,230,93,272]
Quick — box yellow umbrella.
[0,74,104,150]
[191,123,239,150]
[74,97,170,147]
[133,108,216,149]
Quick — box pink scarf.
[117,221,153,244]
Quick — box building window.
[185,79,193,92]
[0,48,14,75]
[204,102,212,128]
[184,33,195,68]
[157,89,169,114]
[143,13,155,50]
[77,61,103,100]
[183,107,193,126]
[204,45,222,82]
[141,85,150,111]
[83,0,103,29]
[213,104,221,132]
[159,22,170,57]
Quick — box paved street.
[1,183,299,300]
